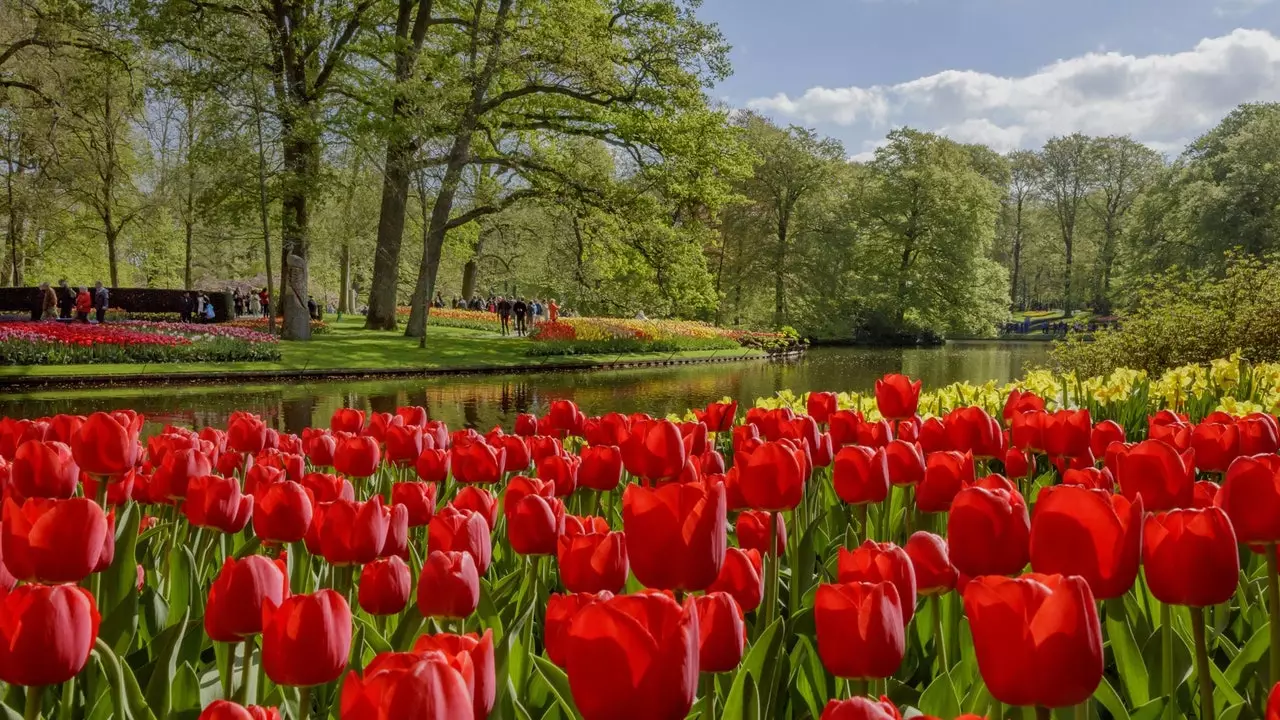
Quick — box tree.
[734,112,844,329]
[1086,136,1161,309]
[1038,133,1096,315]
[1002,150,1040,309]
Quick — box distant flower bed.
[104,310,182,323]
[398,307,503,333]
[225,317,331,335]
[527,318,801,356]
[0,321,280,365]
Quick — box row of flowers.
[6,366,1280,719]
[224,318,332,336]
[0,321,281,365]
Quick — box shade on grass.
[0,317,764,379]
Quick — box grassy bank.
[0,317,767,381]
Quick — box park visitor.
[497,296,512,336]
[58,279,75,319]
[75,287,92,322]
[94,281,109,323]
[513,298,528,335]
[202,296,215,322]
[548,299,559,323]
[39,282,57,320]
[259,288,269,315]
[181,292,195,323]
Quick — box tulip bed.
[8,357,1280,720]
[0,321,281,365]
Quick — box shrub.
[1051,255,1280,376]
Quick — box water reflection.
[0,343,1051,431]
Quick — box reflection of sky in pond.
[0,343,1051,432]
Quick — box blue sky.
[697,0,1280,158]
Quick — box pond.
[0,341,1052,431]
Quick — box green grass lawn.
[0,317,765,381]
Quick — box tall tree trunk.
[366,135,414,329]
[338,240,351,313]
[773,213,787,329]
[251,72,276,334]
[105,223,120,287]
[1062,239,1074,316]
[279,115,317,340]
[460,258,478,300]
[1010,197,1023,310]
[183,94,196,289]
[713,228,727,327]
[5,171,22,287]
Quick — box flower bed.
[399,306,504,333]
[4,359,1280,719]
[0,321,280,364]
[527,317,798,356]
[225,317,331,335]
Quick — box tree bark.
[5,168,22,287]
[183,93,196,290]
[773,212,788,329]
[1010,195,1023,309]
[278,116,317,340]
[461,257,478,300]
[338,240,351,313]
[250,70,275,334]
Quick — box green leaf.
[1223,622,1269,688]
[101,503,141,614]
[917,671,961,718]
[143,610,190,719]
[1092,677,1131,720]
[99,589,139,654]
[1104,597,1150,706]
[170,661,202,715]
[788,635,826,720]
[531,655,580,718]
[166,545,196,627]
[721,619,782,720]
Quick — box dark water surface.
[0,342,1051,431]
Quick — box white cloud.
[1215,0,1273,17]
[746,29,1280,155]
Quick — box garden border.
[0,348,805,390]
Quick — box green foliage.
[1051,254,1280,376]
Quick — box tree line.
[3,0,1279,341]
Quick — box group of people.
[452,295,560,336]
[180,292,219,323]
[231,288,271,317]
[34,280,109,323]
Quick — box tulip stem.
[297,685,311,720]
[1268,543,1280,686]
[761,511,781,634]
[699,673,716,719]
[1077,700,1089,720]
[856,504,869,542]
[23,687,41,720]
[990,699,1002,719]
[1035,707,1050,720]
[930,594,948,672]
[1162,602,1175,720]
[239,638,253,705]
[1191,607,1213,720]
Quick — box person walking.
[530,299,542,326]
[39,282,57,320]
[548,298,559,323]
[201,294,215,323]
[93,281,109,323]
[180,292,194,323]
[57,279,75,319]
[513,297,528,336]
[74,287,92,322]
[497,296,512,336]
[259,288,270,316]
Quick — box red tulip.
[1239,413,1280,455]
[185,474,254,535]
[1010,410,1046,453]
[2,497,112,583]
[391,481,437,527]
[964,573,1103,707]
[503,475,555,517]
[252,481,313,544]
[838,541,917,623]
[579,445,623,491]
[1115,439,1195,511]
[622,481,726,591]
[383,425,424,467]
[1002,389,1045,425]
[205,556,289,642]
[330,408,365,434]
[228,412,269,454]
[527,435,564,465]
[415,448,451,483]
[515,413,539,437]
[828,410,861,448]
[1090,420,1126,459]
[740,440,806,511]
[694,401,737,433]
[905,531,956,595]
[410,630,496,720]
[9,440,79,500]
[46,415,84,447]
[621,419,686,482]
[1043,409,1091,459]
[72,411,142,476]
[300,472,354,503]
[1267,681,1280,720]
[495,435,530,473]
[429,505,492,574]
[1002,447,1031,479]
[0,584,100,687]
[452,487,497,531]
[708,547,762,613]
[1030,486,1141,600]
[261,590,352,687]
[1190,421,1240,474]
[451,442,504,485]
[820,697,903,720]
[584,413,632,446]
[508,494,565,556]
[1150,411,1192,451]
[417,550,480,619]
[537,454,580,497]
[545,591,613,669]
[945,407,1003,458]
[700,449,726,475]
[883,440,925,486]
[833,445,889,505]
[548,400,584,435]
[198,701,281,720]
[916,416,949,453]
[1062,467,1115,492]
[309,498,389,566]
[807,392,839,425]
[947,485,1030,578]
[566,592,699,720]
[875,374,921,420]
[736,509,786,556]
[681,421,709,457]
[358,557,411,616]
[333,435,380,479]
[1193,480,1220,508]
[558,529,628,594]
[917,451,975,513]
[303,429,336,467]
[1143,508,1239,606]
[815,581,905,679]
[339,650,473,720]
[695,592,745,673]
[1221,454,1280,544]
